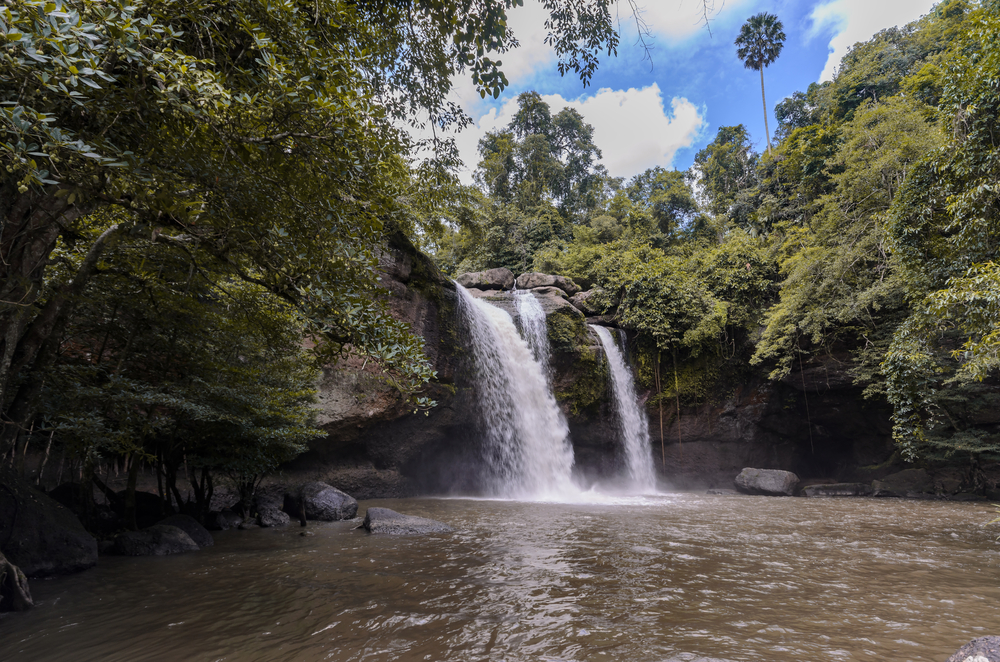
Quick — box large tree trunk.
[0,189,116,454]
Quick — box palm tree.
[735,13,786,153]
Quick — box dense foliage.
[435,0,1000,466]
[0,0,624,525]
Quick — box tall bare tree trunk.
[760,68,772,153]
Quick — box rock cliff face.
[288,242,911,496]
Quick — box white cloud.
[631,0,757,42]
[811,0,938,81]
[453,84,705,183]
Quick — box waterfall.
[455,284,578,500]
[591,325,658,493]
[514,290,551,381]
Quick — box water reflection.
[1,494,997,661]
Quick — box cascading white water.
[514,290,551,382]
[456,284,578,500]
[591,324,658,493]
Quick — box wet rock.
[237,520,259,530]
[456,267,515,291]
[734,468,800,496]
[516,272,581,296]
[284,482,358,521]
[206,509,243,531]
[569,289,601,315]
[362,507,453,535]
[113,524,199,556]
[257,507,291,528]
[156,514,214,548]
[872,468,933,497]
[0,468,98,577]
[0,551,33,611]
[946,636,1000,662]
[706,489,738,495]
[802,483,872,497]
[951,492,986,502]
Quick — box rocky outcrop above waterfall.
[734,468,800,496]
[569,289,601,315]
[456,267,515,290]
[516,272,581,296]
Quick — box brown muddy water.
[1,493,998,661]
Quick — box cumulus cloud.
[632,0,756,42]
[453,84,705,183]
[811,0,938,81]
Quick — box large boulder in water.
[0,550,33,611]
[734,468,800,496]
[872,468,934,497]
[456,268,515,291]
[0,468,97,577]
[113,524,200,556]
[362,507,453,535]
[156,514,214,548]
[946,636,1000,662]
[284,482,358,521]
[516,272,581,296]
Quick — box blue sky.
[443,0,939,184]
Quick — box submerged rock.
[0,468,97,577]
[734,468,800,496]
[113,524,200,556]
[946,636,1000,662]
[284,482,358,521]
[257,507,291,528]
[456,268,515,291]
[362,507,453,535]
[156,514,214,548]
[802,483,872,497]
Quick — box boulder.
[569,289,601,315]
[530,285,567,298]
[802,483,872,497]
[0,551,33,612]
[516,272,581,296]
[257,507,291,528]
[206,509,243,531]
[872,468,934,497]
[113,524,200,556]
[0,469,98,577]
[734,468,800,496]
[156,514,214,548]
[362,507,453,535]
[456,268,515,291]
[946,636,1000,662]
[115,489,171,529]
[284,482,358,521]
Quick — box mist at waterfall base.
[453,284,660,503]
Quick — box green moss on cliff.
[555,344,608,416]
[547,306,588,351]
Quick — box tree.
[0,0,630,459]
[735,12,786,152]
[692,125,758,224]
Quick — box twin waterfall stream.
[455,283,656,499]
